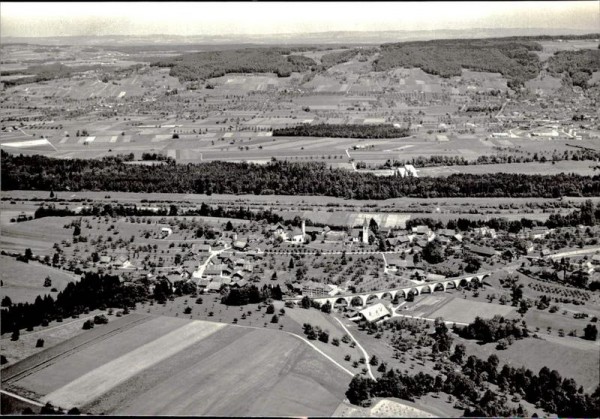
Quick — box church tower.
[362,218,369,244]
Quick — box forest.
[547,48,600,88]
[273,123,410,139]
[320,49,360,68]
[151,47,318,80]
[373,39,543,87]
[2,151,600,199]
[346,353,600,417]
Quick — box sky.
[1,1,598,38]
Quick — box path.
[333,317,375,380]
[390,312,469,326]
[194,245,230,284]
[286,332,354,378]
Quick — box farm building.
[465,244,498,258]
[357,302,392,323]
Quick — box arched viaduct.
[287,273,491,308]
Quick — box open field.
[458,333,600,392]
[425,296,515,324]
[0,256,77,304]
[4,314,351,416]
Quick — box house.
[301,280,328,297]
[194,244,212,254]
[387,235,411,249]
[205,281,223,292]
[232,270,245,280]
[530,227,554,240]
[473,227,497,239]
[271,222,288,240]
[161,227,173,238]
[197,278,210,289]
[204,264,227,277]
[591,254,600,266]
[385,254,408,270]
[113,255,129,267]
[465,244,498,258]
[99,255,112,264]
[357,303,392,323]
[233,240,248,251]
[438,229,456,237]
[425,273,446,282]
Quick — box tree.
[583,323,598,341]
[271,314,279,323]
[36,338,45,348]
[301,296,311,309]
[44,276,52,287]
[82,319,94,330]
[369,355,379,366]
[321,301,332,314]
[423,240,445,264]
[24,248,33,261]
[451,343,466,364]
[11,329,19,341]
[266,304,275,314]
[288,257,295,269]
[518,299,529,315]
[346,374,374,405]
[225,220,234,231]
[184,306,192,315]
[1,296,12,307]
[94,314,108,324]
[318,330,329,343]
[73,225,81,236]
[511,284,524,306]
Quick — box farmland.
[3,314,351,416]
[1,29,600,418]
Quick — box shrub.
[82,319,94,330]
[36,338,45,348]
[93,314,108,324]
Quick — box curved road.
[334,317,375,380]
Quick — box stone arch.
[445,281,456,290]
[459,278,468,288]
[433,282,446,292]
[477,273,490,284]
[409,287,420,296]
[380,292,393,301]
[334,297,349,307]
[350,296,365,307]
[366,294,379,305]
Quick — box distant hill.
[2,28,597,46]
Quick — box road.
[0,389,45,408]
[194,245,230,285]
[334,317,375,380]
[286,332,354,378]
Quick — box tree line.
[3,152,599,199]
[273,124,410,139]
[0,272,148,335]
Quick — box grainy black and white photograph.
[0,1,599,417]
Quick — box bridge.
[285,272,491,308]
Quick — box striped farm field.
[3,315,351,416]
